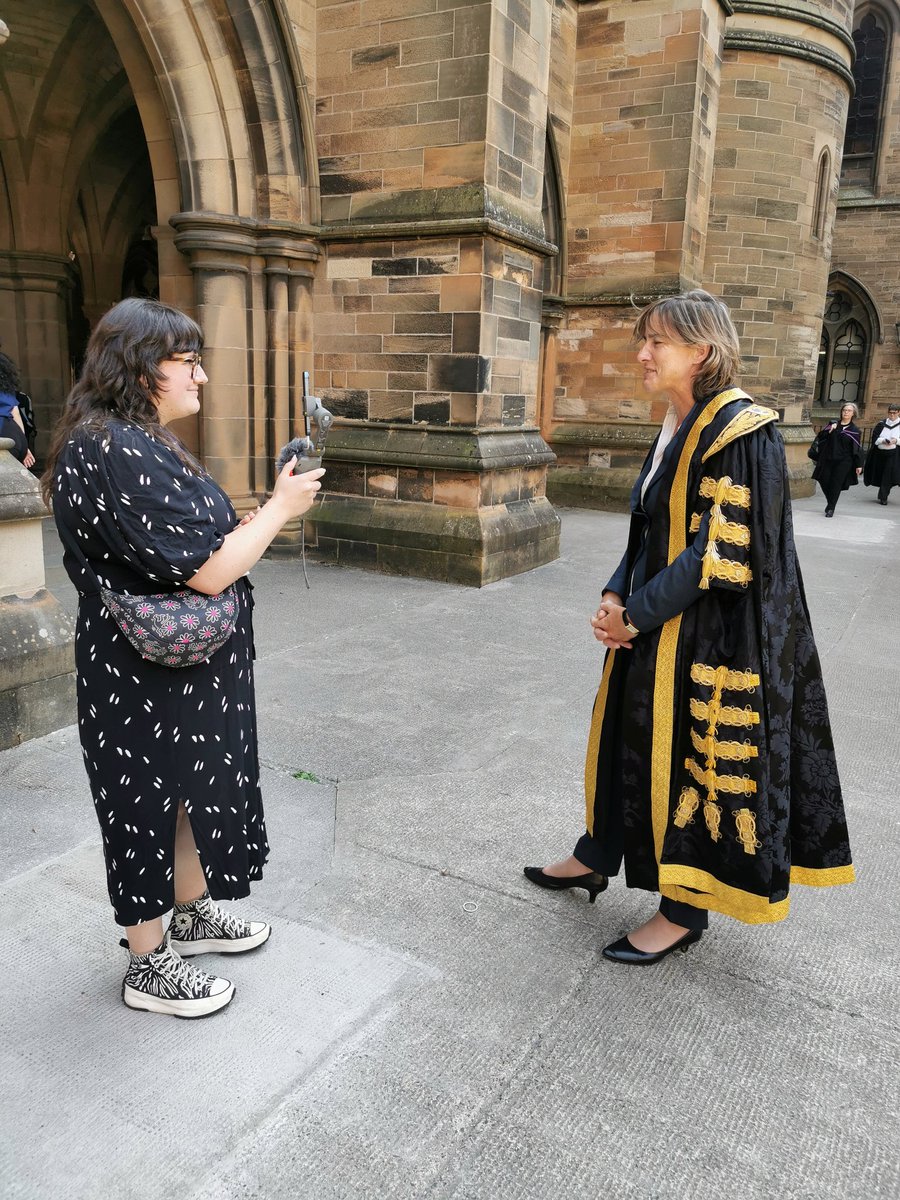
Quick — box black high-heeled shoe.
[523,865,608,903]
[601,928,702,965]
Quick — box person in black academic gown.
[810,403,863,516]
[523,290,854,965]
[863,403,900,505]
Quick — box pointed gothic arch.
[0,0,320,508]
[92,0,317,224]
[536,120,566,442]
[812,148,831,240]
[541,123,566,297]
[817,273,884,415]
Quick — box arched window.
[841,9,891,191]
[828,321,866,406]
[817,285,873,412]
[812,149,830,240]
[541,127,565,297]
[815,327,829,398]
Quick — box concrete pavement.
[1,481,898,1200]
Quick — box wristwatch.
[622,610,640,637]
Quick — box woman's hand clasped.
[271,458,326,521]
[591,597,634,651]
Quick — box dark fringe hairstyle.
[633,289,742,403]
[41,298,203,506]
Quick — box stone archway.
[0,0,152,449]
[92,0,321,511]
[0,0,319,518]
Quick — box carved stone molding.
[0,253,74,292]
[729,2,854,51]
[723,30,855,91]
[169,212,321,266]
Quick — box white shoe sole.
[170,923,271,957]
[123,981,235,1018]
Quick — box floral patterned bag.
[100,584,240,668]
[55,507,240,669]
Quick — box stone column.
[170,214,259,514]
[0,253,73,460]
[260,234,320,554]
[310,0,560,583]
[705,1,856,494]
[545,0,729,509]
[170,214,321,520]
[0,442,75,748]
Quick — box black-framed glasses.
[166,352,203,380]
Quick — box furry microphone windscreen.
[276,437,313,474]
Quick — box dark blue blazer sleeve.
[604,549,630,598]
[625,510,711,633]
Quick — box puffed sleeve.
[71,422,227,584]
[688,431,766,595]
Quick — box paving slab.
[0,844,423,1200]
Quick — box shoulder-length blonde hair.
[633,289,742,402]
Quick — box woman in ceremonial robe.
[524,291,854,964]
[810,403,863,516]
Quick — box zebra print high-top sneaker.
[168,892,271,956]
[122,940,234,1018]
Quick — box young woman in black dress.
[43,298,324,1018]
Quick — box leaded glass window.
[841,11,890,190]
[828,321,866,406]
[817,284,872,414]
[815,329,828,400]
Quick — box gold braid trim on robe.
[697,475,753,590]
[650,389,801,923]
[701,404,779,462]
[584,649,615,835]
[689,698,760,728]
[650,388,752,862]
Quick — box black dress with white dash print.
[54,420,269,926]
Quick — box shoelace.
[195,898,248,938]
[154,946,215,992]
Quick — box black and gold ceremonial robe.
[585,388,854,924]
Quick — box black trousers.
[0,416,27,463]
[572,831,709,932]
[819,464,854,512]
[878,472,897,503]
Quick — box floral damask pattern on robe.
[584,392,853,924]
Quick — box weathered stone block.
[303,469,559,585]
[427,354,491,393]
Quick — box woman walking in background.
[43,298,324,1017]
[863,403,900,505]
[524,290,853,962]
[810,402,863,516]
